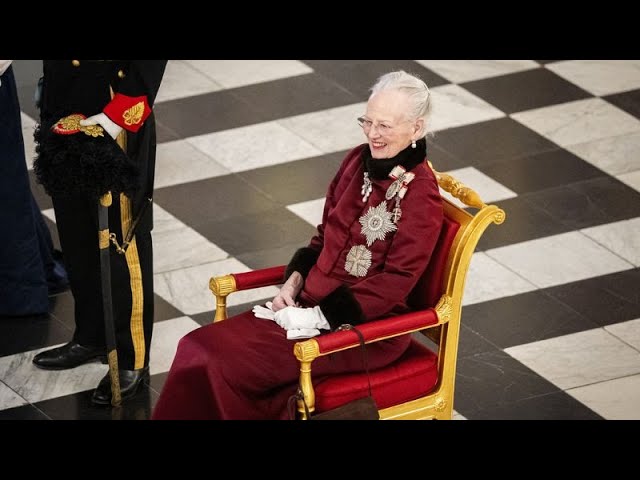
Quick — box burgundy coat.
[295,144,444,329]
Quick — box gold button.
[117,69,125,79]
[72,59,80,67]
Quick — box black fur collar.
[362,138,427,180]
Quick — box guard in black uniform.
[32,60,167,405]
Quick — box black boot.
[91,367,150,406]
[33,341,107,370]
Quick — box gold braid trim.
[120,193,146,370]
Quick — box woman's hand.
[272,271,303,311]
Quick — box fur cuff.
[33,117,139,200]
[284,247,319,281]
[318,284,366,330]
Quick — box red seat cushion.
[313,339,438,412]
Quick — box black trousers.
[52,193,154,370]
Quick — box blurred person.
[0,60,68,317]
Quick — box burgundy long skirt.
[152,310,410,420]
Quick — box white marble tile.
[149,316,201,375]
[187,121,322,173]
[155,60,223,103]
[41,208,55,223]
[568,374,640,420]
[0,381,28,410]
[462,252,538,306]
[21,112,37,170]
[505,328,640,390]
[152,223,229,274]
[617,169,640,192]
[485,231,634,289]
[279,102,367,154]
[155,139,231,189]
[546,60,640,96]
[185,60,313,89]
[415,60,539,83]
[154,258,280,315]
[565,131,640,176]
[581,218,640,267]
[428,84,506,132]
[511,98,640,148]
[286,198,325,227]
[452,410,467,420]
[439,167,517,209]
[605,318,640,352]
[0,347,108,403]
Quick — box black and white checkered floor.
[2,60,639,420]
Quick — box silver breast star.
[359,201,397,247]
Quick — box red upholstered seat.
[314,340,439,412]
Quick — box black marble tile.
[466,391,603,420]
[149,371,169,396]
[453,350,561,414]
[528,176,640,230]
[432,117,559,167]
[48,290,75,329]
[461,68,592,114]
[195,208,316,258]
[155,119,181,143]
[153,90,271,138]
[543,268,640,328]
[480,148,606,195]
[304,60,449,100]
[34,387,158,420]
[154,294,184,323]
[427,143,467,172]
[0,314,71,357]
[463,290,599,349]
[603,88,640,120]
[0,403,50,420]
[236,242,305,271]
[231,73,360,119]
[189,310,216,327]
[457,323,501,358]
[237,150,345,206]
[475,195,569,251]
[153,174,279,228]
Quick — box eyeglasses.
[357,116,408,135]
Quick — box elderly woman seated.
[152,70,444,420]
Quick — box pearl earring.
[411,139,416,149]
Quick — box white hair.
[369,70,433,138]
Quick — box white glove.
[0,60,12,77]
[80,112,123,140]
[274,306,330,331]
[286,328,321,340]
[272,271,303,312]
[252,302,275,321]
